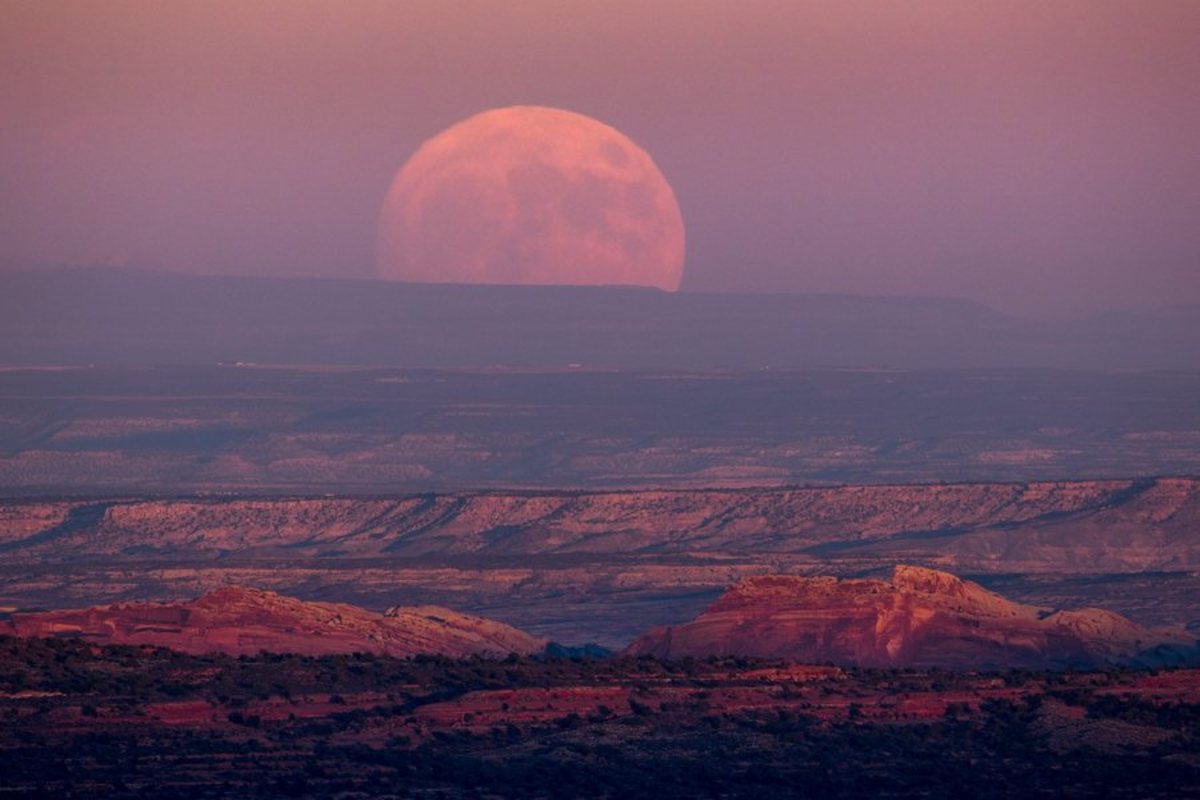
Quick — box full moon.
[376,106,685,291]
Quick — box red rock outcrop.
[624,566,1193,668]
[0,587,544,658]
[4,478,1199,572]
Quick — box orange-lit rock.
[624,566,1193,669]
[1,587,543,658]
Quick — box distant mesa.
[624,566,1196,669]
[4,268,1200,370]
[0,586,544,659]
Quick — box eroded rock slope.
[624,566,1195,669]
[1,587,545,658]
[2,478,1197,571]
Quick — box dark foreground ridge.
[3,637,1200,798]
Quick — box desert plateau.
[5,4,1200,795]
[3,477,1199,647]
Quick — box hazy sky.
[2,1,1197,315]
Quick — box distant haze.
[2,2,1197,316]
[4,269,1199,370]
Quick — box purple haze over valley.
[2,1,1197,316]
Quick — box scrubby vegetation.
[2,636,1199,798]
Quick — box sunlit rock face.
[624,566,1194,669]
[2,587,545,659]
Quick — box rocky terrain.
[1,477,1198,647]
[1,587,544,658]
[10,567,1185,669]
[625,566,1195,668]
[3,638,1200,798]
[3,477,1197,567]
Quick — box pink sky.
[2,1,1197,315]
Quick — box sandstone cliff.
[623,566,1194,669]
[1,587,544,658]
[2,478,1197,572]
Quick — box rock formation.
[624,566,1194,669]
[1,586,544,658]
[3,479,1198,572]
